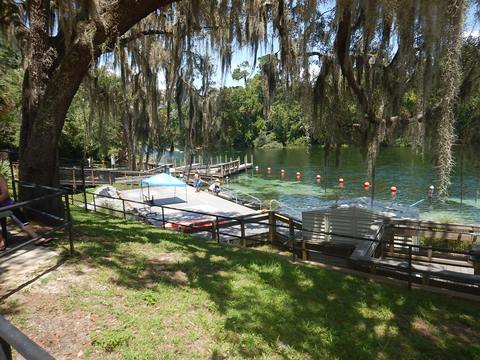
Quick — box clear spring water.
[164,147,480,224]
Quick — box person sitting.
[0,173,50,251]
[208,179,221,196]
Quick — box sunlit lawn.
[4,208,480,359]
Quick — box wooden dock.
[170,159,253,179]
[59,158,252,188]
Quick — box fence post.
[268,211,276,243]
[384,219,394,254]
[93,195,97,212]
[64,193,74,256]
[408,245,412,290]
[81,161,87,211]
[240,218,246,247]
[122,199,126,219]
[216,216,220,243]
[161,207,166,229]
[72,169,76,190]
[289,219,296,260]
[211,220,216,240]
[91,169,95,186]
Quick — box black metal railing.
[0,181,73,258]
[0,315,55,360]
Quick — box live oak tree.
[0,0,177,213]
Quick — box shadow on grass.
[71,208,480,359]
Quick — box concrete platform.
[120,185,258,219]
[119,186,267,241]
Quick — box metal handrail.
[0,315,55,360]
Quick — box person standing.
[194,173,201,192]
[110,154,116,169]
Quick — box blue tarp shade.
[141,173,187,204]
[141,173,186,187]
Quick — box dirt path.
[0,244,59,299]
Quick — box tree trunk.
[17,0,176,215]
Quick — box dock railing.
[58,165,164,189]
[71,188,479,294]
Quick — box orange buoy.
[316,174,321,180]
[296,171,301,177]
[390,185,397,193]
[363,181,370,189]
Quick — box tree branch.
[119,29,171,46]
[335,0,378,124]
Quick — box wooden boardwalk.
[169,159,253,179]
[59,159,253,188]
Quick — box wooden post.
[240,218,246,247]
[408,245,412,290]
[268,211,276,243]
[91,169,95,186]
[289,219,296,260]
[211,220,216,240]
[471,245,480,275]
[384,219,394,254]
[301,239,307,260]
[72,168,76,190]
[162,207,165,228]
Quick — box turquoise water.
[216,147,480,224]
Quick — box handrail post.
[289,219,296,260]
[211,220,216,240]
[93,194,96,212]
[216,216,220,243]
[161,207,165,228]
[122,199,126,219]
[64,193,74,255]
[240,218,246,247]
[408,245,412,290]
[268,211,275,243]
[81,160,87,210]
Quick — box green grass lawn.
[4,208,480,359]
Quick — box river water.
[167,147,480,224]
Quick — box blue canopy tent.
[141,173,187,204]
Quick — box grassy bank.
[2,208,480,359]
